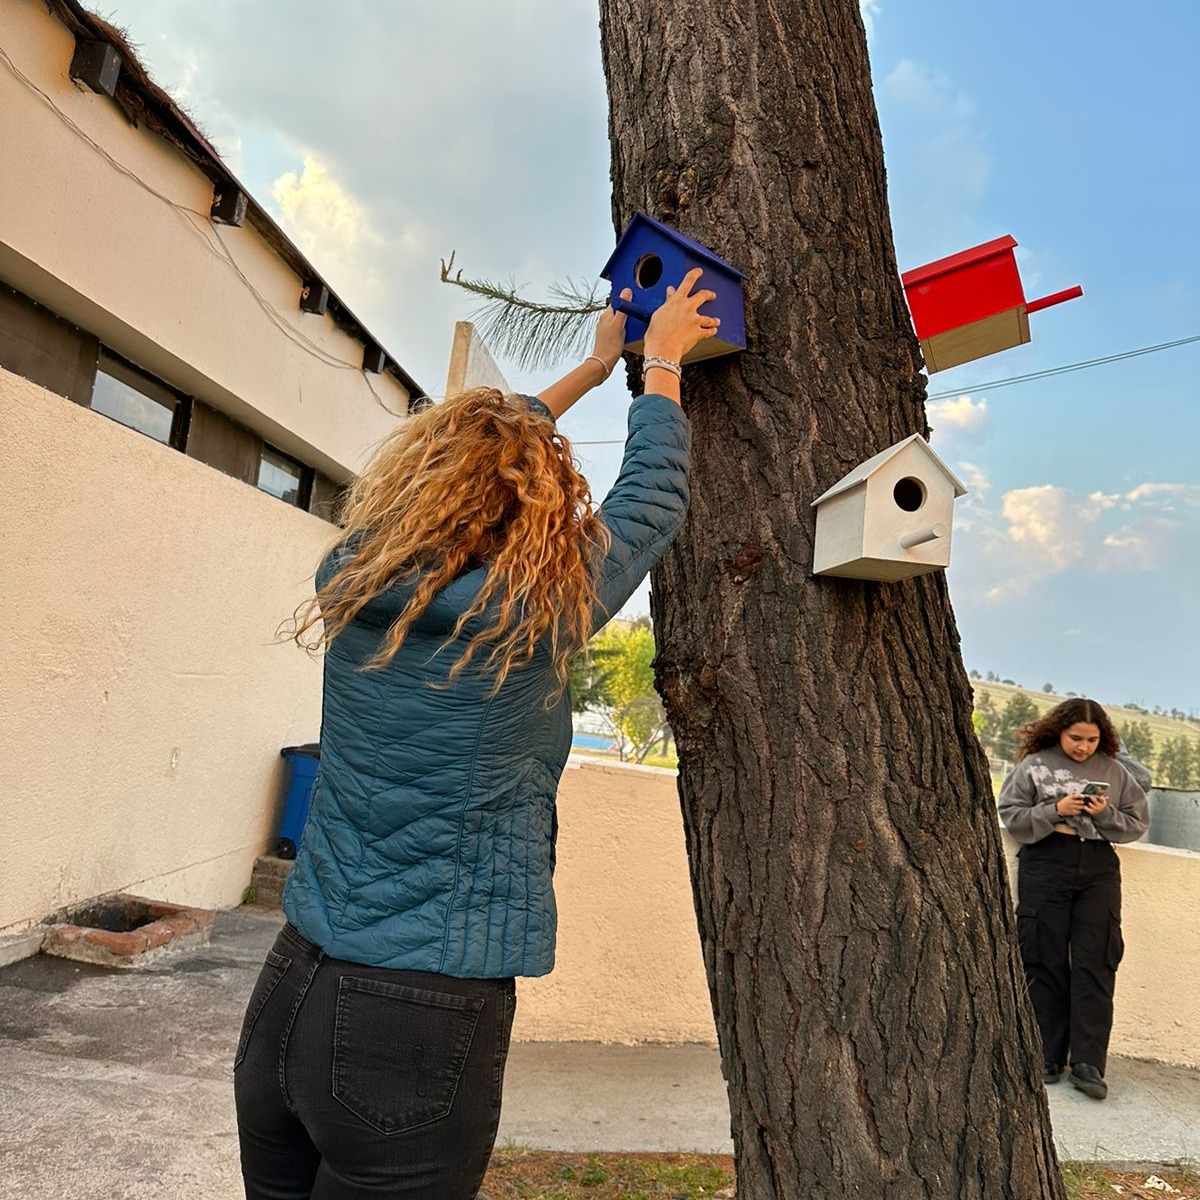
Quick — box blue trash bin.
[276,743,320,859]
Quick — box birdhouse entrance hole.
[893,477,926,512]
[634,254,664,289]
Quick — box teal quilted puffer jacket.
[282,393,690,977]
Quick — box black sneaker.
[1068,1062,1107,1100]
[1043,1065,1062,1084]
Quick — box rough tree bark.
[598,2,1067,1197]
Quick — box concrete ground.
[1,908,1198,1199]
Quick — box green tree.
[1117,720,1155,769]
[591,624,670,763]
[996,695,1040,760]
[1157,736,1200,789]
[974,691,1000,755]
[566,643,616,713]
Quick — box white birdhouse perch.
[812,434,967,581]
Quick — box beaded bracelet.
[642,356,682,379]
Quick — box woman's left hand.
[592,288,632,373]
[1083,794,1109,815]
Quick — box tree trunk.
[598,2,1066,1197]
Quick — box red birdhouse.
[901,235,1082,373]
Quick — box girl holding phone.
[998,698,1149,1100]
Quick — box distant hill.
[971,679,1200,765]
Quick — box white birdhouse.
[812,434,967,581]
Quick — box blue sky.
[107,0,1199,713]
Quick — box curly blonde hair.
[292,388,610,694]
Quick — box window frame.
[91,348,191,449]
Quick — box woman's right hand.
[1056,794,1088,817]
[643,268,721,363]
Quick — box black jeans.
[234,923,516,1200]
[1016,833,1124,1074]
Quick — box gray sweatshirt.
[998,747,1150,845]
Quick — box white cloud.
[1124,482,1200,508]
[1001,485,1085,569]
[274,157,377,258]
[1098,517,1182,572]
[860,0,882,39]
[927,393,989,441]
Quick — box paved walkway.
[1,908,1198,1199]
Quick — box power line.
[0,40,407,409]
[572,332,1200,445]
[925,332,1200,400]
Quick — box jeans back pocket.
[333,976,484,1135]
[234,949,292,1068]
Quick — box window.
[258,445,309,507]
[91,351,185,446]
[2,282,335,514]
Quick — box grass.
[483,1150,732,1198]
[480,1153,1200,1199]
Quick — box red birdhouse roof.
[900,235,1019,288]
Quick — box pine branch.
[440,251,608,372]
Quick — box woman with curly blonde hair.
[234,270,719,1200]
[998,697,1149,1101]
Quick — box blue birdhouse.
[600,212,746,364]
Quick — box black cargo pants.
[1016,832,1124,1074]
[234,923,516,1200]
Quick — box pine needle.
[440,251,609,372]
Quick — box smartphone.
[1081,781,1109,797]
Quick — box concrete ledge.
[0,930,45,969]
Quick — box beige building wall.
[520,762,1200,1068]
[0,370,330,932]
[515,759,715,1044]
[0,0,409,480]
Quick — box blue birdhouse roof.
[600,212,746,281]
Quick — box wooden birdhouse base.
[626,333,742,366]
[814,554,950,583]
[919,306,1030,374]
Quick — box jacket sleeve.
[1092,768,1150,844]
[590,393,691,632]
[998,760,1061,845]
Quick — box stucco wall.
[1112,842,1200,1065]
[0,369,331,932]
[515,759,715,1044]
[520,761,1200,1067]
[0,0,409,479]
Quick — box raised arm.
[587,268,721,629]
[537,290,633,419]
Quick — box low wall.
[1,370,329,932]
[515,759,714,1044]
[518,758,1200,1069]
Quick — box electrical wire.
[925,332,1200,400]
[0,39,410,416]
[572,333,1200,445]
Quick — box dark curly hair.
[1013,698,1120,762]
